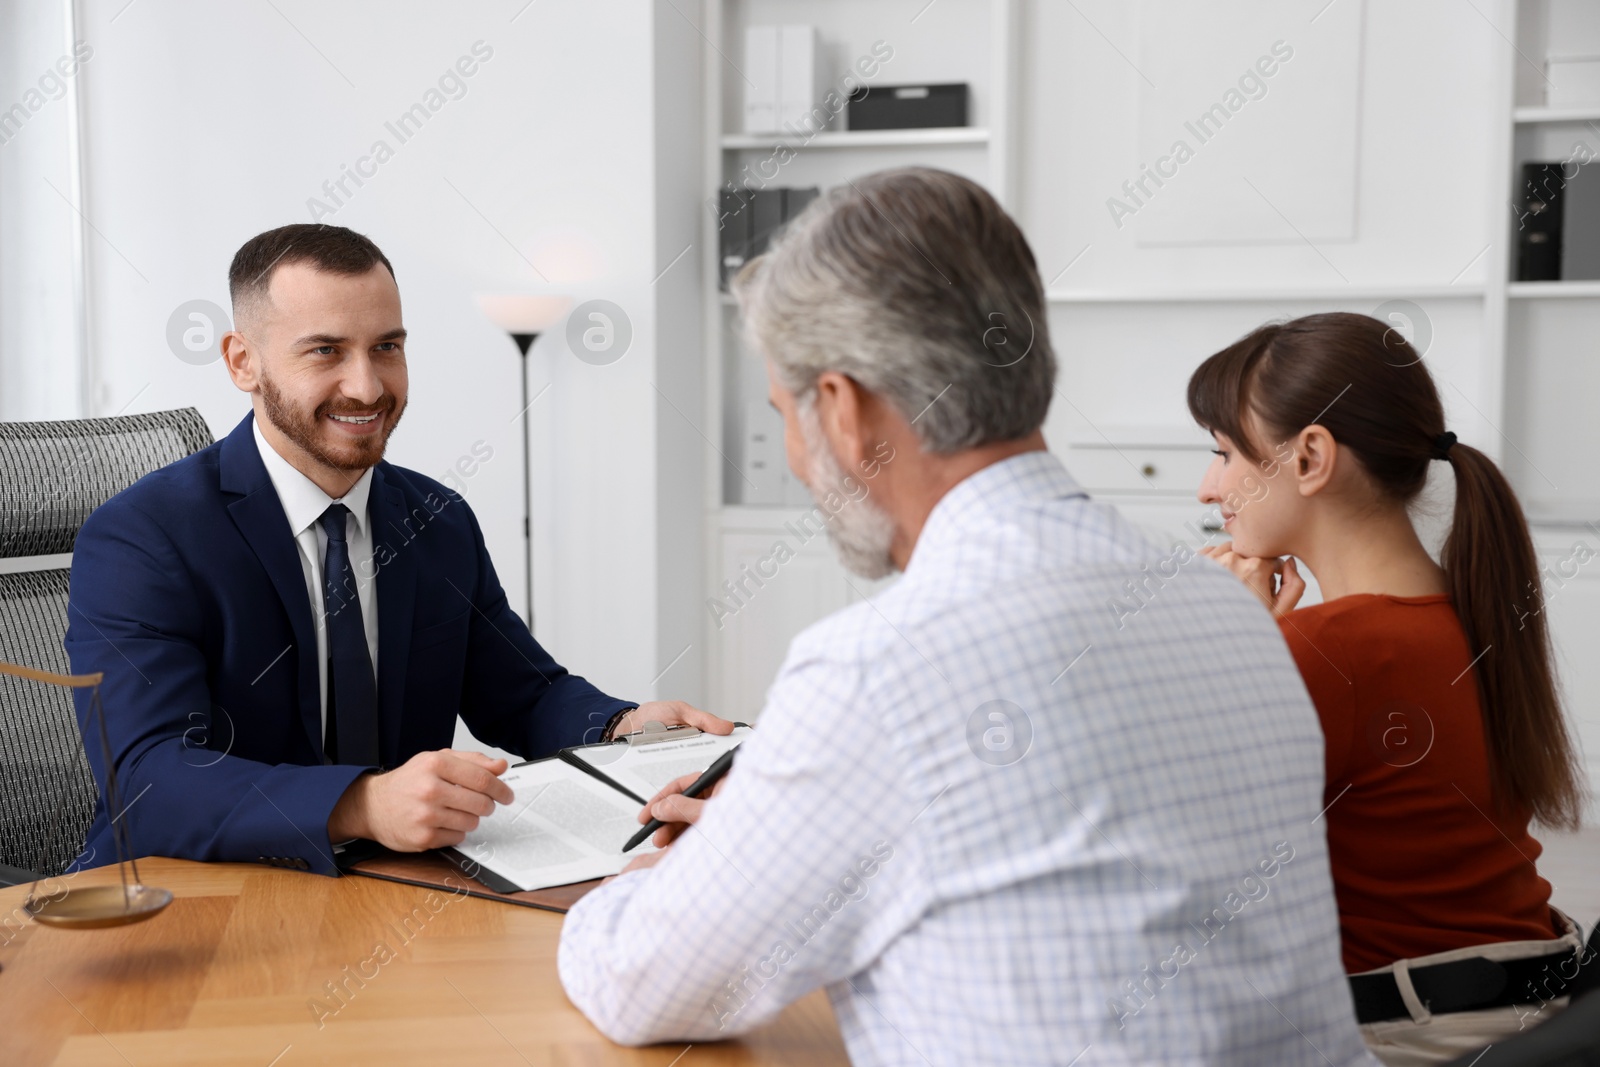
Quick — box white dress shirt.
[252,419,379,744]
[558,451,1373,1065]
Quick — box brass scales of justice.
[2,661,172,930]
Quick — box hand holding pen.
[621,745,740,858]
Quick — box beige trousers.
[1355,911,1586,1067]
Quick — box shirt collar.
[252,416,374,538]
[905,450,1085,576]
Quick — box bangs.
[1186,324,1279,465]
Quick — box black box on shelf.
[847,83,969,130]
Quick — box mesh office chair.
[0,409,213,885]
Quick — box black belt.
[1350,948,1584,1024]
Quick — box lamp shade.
[474,294,573,335]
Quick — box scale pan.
[24,884,173,929]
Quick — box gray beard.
[798,399,897,580]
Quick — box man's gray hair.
[732,167,1056,454]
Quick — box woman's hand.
[1198,544,1306,616]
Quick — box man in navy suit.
[65,223,728,875]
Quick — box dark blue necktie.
[321,503,379,766]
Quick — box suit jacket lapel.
[369,466,416,769]
[218,412,324,757]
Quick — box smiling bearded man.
[64,223,730,876]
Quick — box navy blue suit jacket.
[64,412,632,875]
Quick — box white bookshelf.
[1496,0,1600,515]
[697,0,1016,717]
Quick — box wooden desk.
[0,858,849,1066]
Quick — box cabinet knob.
[1140,463,1157,478]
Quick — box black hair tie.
[1432,431,1457,460]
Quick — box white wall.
[1019,0,1502,455]
[1020,0,1498,287]
[7,0,704,717]
[652,3,708,703]
[0,0,83,420]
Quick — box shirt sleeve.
[556,641,929,1045]
[1277,610,1357,788]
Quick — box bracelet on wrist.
[600,706,639,742]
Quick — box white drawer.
[1063,445,1214,495]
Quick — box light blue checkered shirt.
[559,450,1374,1066]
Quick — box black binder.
[784,186,819,223]
[749,188,786,258]
[1564,161,1600,281]
[719,186,821,290]
[1517,162,1565,282]
[718,187,753,291]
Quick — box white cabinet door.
[709,527,895,721]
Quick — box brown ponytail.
[1188,312,1584,829]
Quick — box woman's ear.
[1295,424,1337,497]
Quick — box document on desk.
[563,724,753,803]
[456,758,656,891]
[455,726,752,892]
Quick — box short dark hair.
[228,223,395,322]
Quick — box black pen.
[622,744,740,852]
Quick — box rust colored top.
[1279,593,1559,973]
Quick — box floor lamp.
[474,295,572,633]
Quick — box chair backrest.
[0,408,214,878]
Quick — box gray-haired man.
[558,167,1373,1066]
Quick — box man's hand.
[610,700,736,739]
[327,749,513,851]
[1198,544,1306,616]
[615,770,730,875]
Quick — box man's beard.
[797,398,897,580]
[259,372,405,475]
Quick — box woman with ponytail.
[1187,312,1589,1065]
